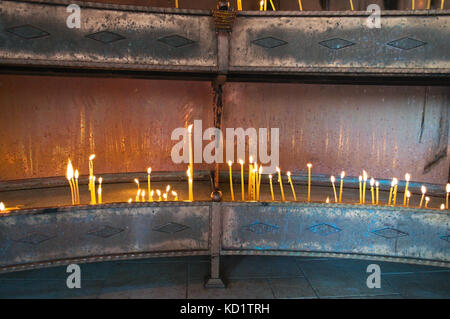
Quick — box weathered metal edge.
[220,249,450,268]
[237,9,450,17]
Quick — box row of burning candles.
[226,161,450,210]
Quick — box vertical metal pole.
[205,202,225,288]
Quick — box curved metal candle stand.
[0,200,448,288]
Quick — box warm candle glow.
[370,178,375,205]
[239,159,245,201]
[248,156,254,200]
[419,185,427,208]
[147,167,152,202]
[228,161,235,201]
[425,196,430,208]
[141,190,145,202]
[406,190,411,207]
[358,176,362,204]
[156,189,161,201]
[287,171,297,201]
[0,202,5,212]
[269,174,274,201]
[362,170,368,204]
[307,163,312,202]
[392,178,399,206]
[326,197,330,204]
[446,183,450,209]
[172,191,178,201]
[136,189,141,202]
[98,177,103,204]
[330,175,337,203]
[134,178,140,189]
[440,203,445,210]
[163,193,168,201]
[66,159,75,205]
[188,124,194,201]
[276,167,285,201]
[166,185,171,193]
[257,166,262,201]
[150,190,154,202]
[74,169,80,204]
[375,181,379,205]
[128,198,132,203]
[403,173,411,206]
[339,171,345,203]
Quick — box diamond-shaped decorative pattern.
[440,235,450,243]
[6,25,50,39]
[319,38,355,50]
[386,37,426,50]
[86,31,125,44]
[309,223,341,236]
[153,222,189,234]
[158,35,195,48]
[243,222,279,235]
[252,36,288,49]
[15,232,55,245]
[371,227,408,239]
[87,225,124,238]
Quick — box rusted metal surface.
[0,201,212,271]
[0,75,214,180]
[0,0,217,72]
[220,202,450,267]
[230,10,450,75]
[222,82,449,185]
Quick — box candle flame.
[128,198,132,203]
[172,191,177,197]
[134,178,139,186]
[359,175,362,182]
[186,168,190,177]
[249,156,254,163]
[147,167,152,174]
[375,181,379,187]
[163,193,168,200]
[89,154,96,161]
[99,177,102,185]
[166,185,171,193]
[421,185,427,194]
[446,183,450,193]
[440,203,445,210]
[276,166,280,172]
[156,189,161,196]
[370,178,375,187]
[307,163,312,168]
[239,159,244,165]
[150,190,154,197]
[340,171,345,179]
[188,124,193,133]
[392,178,398,187]
[137,189,141,197]
[228,160,232,167]
[260,0,264,5]
[362,170,368,181]
[141,190,145,198]
[75,169,79,179]
[330,175,335,183]
[326,197,330,203]
[406,190,411,198]
[0,202,5,212]
[66,159,74,180]
[269,174,272,179]
[405,173,410,182]
[425,196,430,202]
[259,166,262,174]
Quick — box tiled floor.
[0,256,449,299]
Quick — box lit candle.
[298,0,303,11]
[253,166,257,200]
[425,196,430,208]
[141,190,145,203]
[136,189,141,202]
[441,0,445,10]
[66,159,75,205]
[276,167,285,202]
[186,168,193,201]
[228,161,235,201]
[375,181,379,205]
[330,175,337,203]
[188,124,193,201]
[264,0,267,11]
[147,167,152,202]
[440,203,445,210]
[388,178,394,205]
[239,159,245,201]
[419,186,426,208]
[307,163,312,202]
[259,0,264,11]
[175,0,178,9]
[326,197,330,204]
[237,0,242,10]
[248,156,253,200]
[350,0,354,10]
[339,171,345,203]
[362,170,368,204]
[427,0,431,9]
[134,178,140,190]
[163,193,168,201]
[254,164,259,201]
[98,177,102,204]
[412,0,415,10]
[392,179,398,206]
[0,202,5,213]
[166,185,171,194]
[128,198,132,203]
[257,166,262,201]
[156,189,161,201]
[370,178,375,205]
[358,176,362,204]
[403,173,411,207]
[89,154,95,177]
[172,191,178,201]
[446,183,450,209]
[150,190,154,202]
[74,169,80,204]
[406,190,411,207]
[269,174,274,201]
[287,171,297,201]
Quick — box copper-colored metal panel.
[0,75,213,180]
[222,82,449,184]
